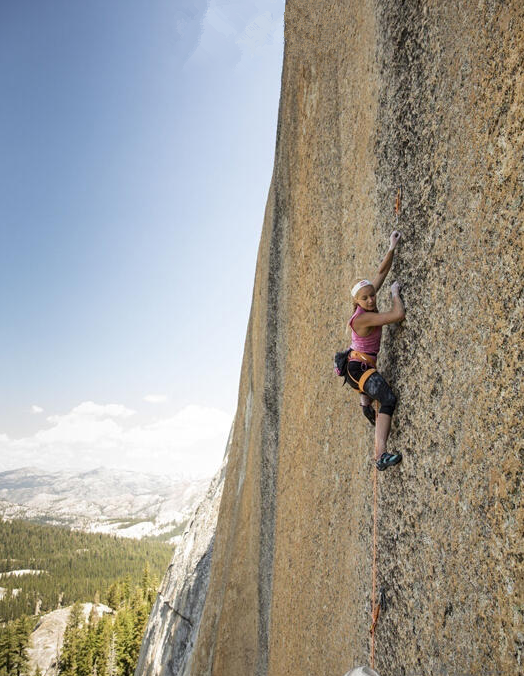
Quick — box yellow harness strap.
[347,364,377,393]
[358,368,377,393]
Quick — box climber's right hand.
[390,281,401,296]
[389,230,401,250]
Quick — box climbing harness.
[350,350,377,368]
[334,349,376,393]
[347,365,377,394]
[346,351,377,393]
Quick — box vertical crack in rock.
[373,0,433,385]
[256,183,286,676]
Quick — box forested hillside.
[0,520,173,676]
[0,520,172,622]
[1,571,158,676]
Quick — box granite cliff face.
[135,446,230,676]
[137,1,523,674]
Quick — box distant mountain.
[0,467,211,541]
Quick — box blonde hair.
[346,277,372,336]
[350,277,372,308]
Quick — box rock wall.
[135,443,230,676]
[139,1,523,675]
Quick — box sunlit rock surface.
[138,1,523,674]
[135,446,230,676]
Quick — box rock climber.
[346,230,405,471]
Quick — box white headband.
[351,279,373,297]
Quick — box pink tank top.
[348,305,382,361]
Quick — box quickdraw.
[395,185,402,220]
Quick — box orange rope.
[370,187,401,668]
[370,400,380,670]
[370,188,402,667]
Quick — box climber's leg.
[359,393,376,426]
[362,371,397,416]
[360,393,372,406]
[375,412,391,458]
[362,372,402,468]
[347,362,377,427]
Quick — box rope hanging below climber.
[337,187,405,676]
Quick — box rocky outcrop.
[139,1,523,675]
[27,603,112,676]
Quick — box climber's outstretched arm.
[372,231,401,292]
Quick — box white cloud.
[183,0,284,71]
[0,402,232,479]
[143,394,168,404]
[46,401,136,421]
[236,11,280,58]
[31,405,44,414]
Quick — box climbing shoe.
[376,452,402,471]
[361,404,376,427]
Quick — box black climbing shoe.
[361,404,376,427]
[376,452,402,471]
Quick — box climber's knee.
[379,390,396,416]
[362,372,397,416]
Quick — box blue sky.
[0,0,285,478]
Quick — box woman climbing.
[346,230,405,471]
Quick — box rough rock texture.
[135,442,230,676]
[141,1,523,675]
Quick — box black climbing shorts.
[347,361,397,416]
[347,360,373,390]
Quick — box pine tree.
[146,572,158,608]
[75,631,92,676]
[58,603,84,676]
[106,586,120,613]
[12,616,32,676]
[130,591,148,672]
[120,577,131,606]
[140,565,150,601]
[114,609,134,676]
[91,615,112,676]
[0,623,15,676]
[105,634,117,676]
